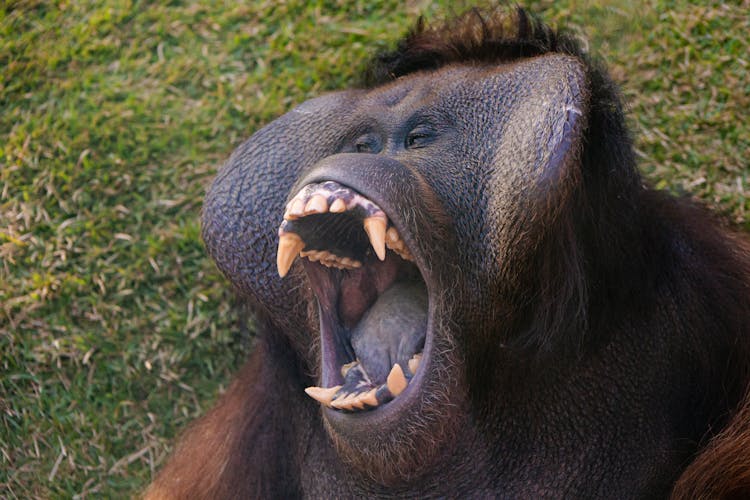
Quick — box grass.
[1,0,748,497]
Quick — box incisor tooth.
[349,394,367,410]
[330,198,347,213]
[288,198,306,219]
[277,233,305,277]
[305,194,328,215]
[359,387,378,407]
[331,391,357,410]
[408,353,422,375]
[386,363,407,396]
[363,216,387,261]
[304,385,342,407]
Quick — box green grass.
[1,0,748,497]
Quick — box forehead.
[359,53,586,113]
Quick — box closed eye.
[405,127,435,149]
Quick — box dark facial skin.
[147,8,750,499]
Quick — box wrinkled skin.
[201,57,593,486]
[147,8,750,499]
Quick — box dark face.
[202,53,589,480]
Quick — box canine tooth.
[330,198,347,213]
[408,353,422,375]
[304,194,328,215]
[386,363,407,396]
[288,198,306,219]
[363,216,387,261]
[304,385,342,407]
[277,233,305,277]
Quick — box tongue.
[350,281,428,385]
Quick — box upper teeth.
[276,181,414,277]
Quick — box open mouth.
[276,180,426,413]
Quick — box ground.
[1,0,748,497]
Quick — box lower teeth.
[305,353,422,412]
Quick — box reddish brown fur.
[672,388,750,499]
[145,337,304,499]
[145,353,260,499]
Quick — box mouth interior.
[277,181,427,412]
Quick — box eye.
[354,134,380,153]
[405,126,434,149]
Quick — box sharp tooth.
[277,233,305,277]
[363,216,387,261]
[386,363,407,396]
[287,198,306,219]
[304,194,328,215]
[408,353,422,375]
[304,385,342,407]
[330,198,347,213]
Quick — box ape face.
[202,55,588,477]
